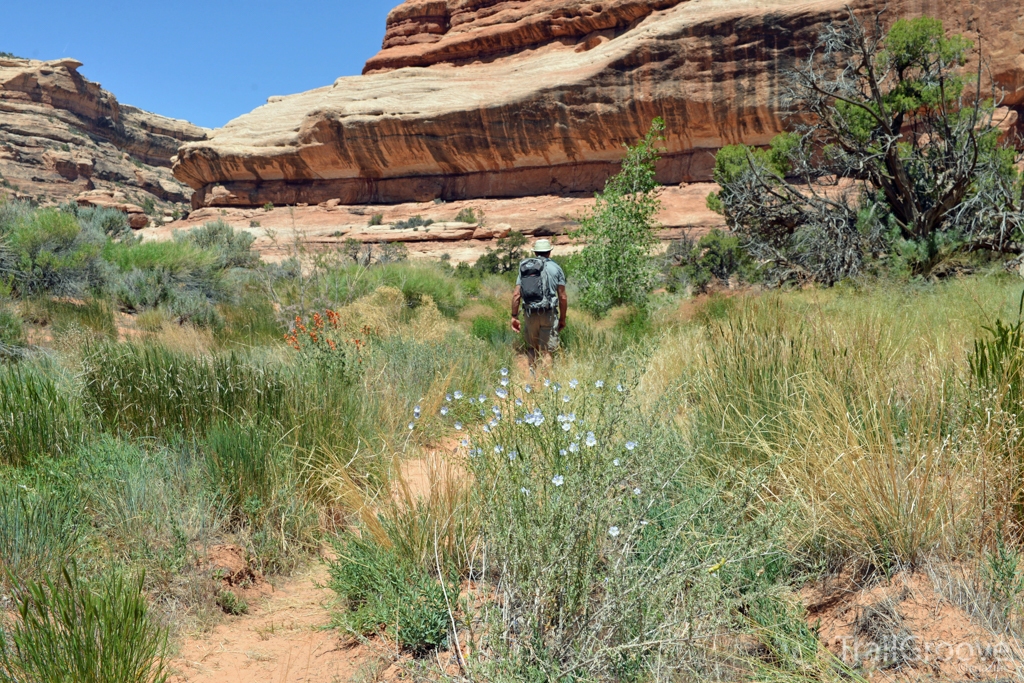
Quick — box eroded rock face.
[0,57,208,209]
[173,0,1024,209]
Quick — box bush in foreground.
[329,531,455,655]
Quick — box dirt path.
[168,564,392,683]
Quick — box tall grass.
[21,297,116,340]
[272,259,467,320]
[83,343,286,439]
[0,487,81,585]
[0,362,84,466]
[67,437,227,590]
[327,455,474,654]
[0,567,167,683]
[204,421,282,522]
[203,421,320,574]
[690,282,1023,569]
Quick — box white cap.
[533,239,552,252]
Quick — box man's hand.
[558,318,566,331]
[511,317,521,333]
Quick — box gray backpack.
[519,258,551,311]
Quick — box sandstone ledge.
[141,183,724,263]
[173,0,1024,209]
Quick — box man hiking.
[511,239,567,367]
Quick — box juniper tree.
[709,11,1024,283]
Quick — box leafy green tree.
[710,13,1023,283]
[573,118,665,315]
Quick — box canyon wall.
[0,57,208,209]
[173,0,1024,209]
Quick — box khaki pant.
[523,308,559,353]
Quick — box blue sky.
[1,1,400,129]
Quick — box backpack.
[519,257,551,311]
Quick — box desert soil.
[167,563,395,683]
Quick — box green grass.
[203,421,281,524]
[0,304,26,356]
[102,239,217,275]
[6,193,1024,681]
[329,530,456,655]
[83,343,286,439]
[0,362,84,466]
[0,486,81,585]
[23,297,117,340]
[314,262,466,317]
[216,295,285,346]
[0,566,168,683]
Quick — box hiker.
[511,239,567,366]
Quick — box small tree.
[474,230,527,275]
[573,119,665,315]
[710,11,1024,283]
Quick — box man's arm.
[511,285,522,332]
[557,285,567,331]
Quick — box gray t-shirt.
[516,257,566,309]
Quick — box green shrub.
[368,213,384,226]
[0,363,84,466]
[113,269,173,311]
[392,215,433,230]
[473,231,526,275]
[670,229,759,293]
[216,589,248,616]
[175,220,259,269]
[103,239,217,279]
[0,487,81,585]
[0,566,168,683]
[72,206,131,240]
[105,239,228,318]
[0,206,106,297]
[470,314,517,347]
[329,532,454,655]
[454,207,479,224]
[83,343,286,439]
[167,291,223,330]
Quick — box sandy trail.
[168,564,390,683]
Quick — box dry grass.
[692,278,1024,569]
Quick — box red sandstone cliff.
[172,0,1024,209]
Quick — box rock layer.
[173,0,1024,209]
[0,57,208,209]
[142,183,724,264]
